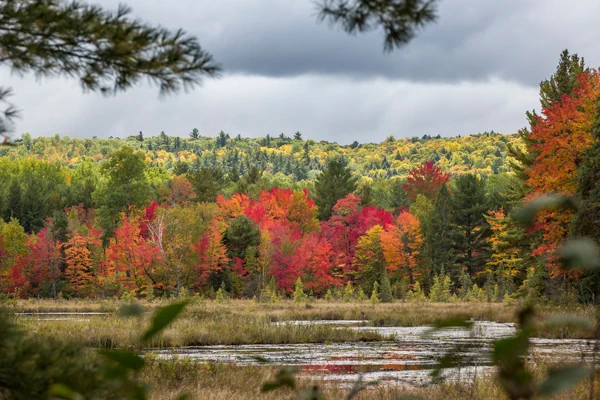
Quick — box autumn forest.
[1,51,598,306]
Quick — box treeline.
[2,50,600,304]
[2,125,516,183]
[0,149,515,301]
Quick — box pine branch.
[0,0,221,139]
[316,0,438,52]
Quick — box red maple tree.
[403,161,449,202]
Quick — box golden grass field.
[9,298,596,343]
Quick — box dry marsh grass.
[8,298,596,341]
[14,311,382,348]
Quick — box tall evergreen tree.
[228,167,241,183]
[216,131,229,148]
[388,179,408,211]
[314,159,358,220]
[224,215,260,260]
[428,183,457,283]
[246,166,262,185]
[379,269,393,303]
[189,128,200,140]
[186,168,225,202]
[303,142,311,163]
[540,50,586,109]
[503,50,587,295]
[451,174,490,279]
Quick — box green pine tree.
[540,49,586,109]
[357,288,367,301]
[215,281,227,303]
[228,167,241,183]
[246,166,262,185]
[357,183,374,207]
[186,167,226,202]
[325,288,335,302]
[429,268,452,302]
[429,184,457,283]
[459,271,473,300]
[293,277,308,302]
[189,128,200,140]
[451,174,490,280]
[343,281,355,302]
[380,270,393,303]
[224,215,260,259]
[370,281,380,304]
[314,159,358,220]
[407,282,426,302]
[388,178,408,210]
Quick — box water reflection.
[154,321,594,385]
[15,312,108,321]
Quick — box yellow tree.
[148,203,218,295]
[0,218,28,292]
[354,225,386,292]
[193,221,229,288]
[63,228,101,297]
[381,211,423,286]
[257,229,274,291]
[484,208,525,287]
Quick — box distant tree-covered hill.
[2,130,521,183]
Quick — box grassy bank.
[15,312,382,348]
[141,358,596,400]
[8,298,597,340]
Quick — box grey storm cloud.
[2,0,600,143]
[103,0,600,85]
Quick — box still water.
[153,321,594,386]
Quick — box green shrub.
[429,269,452,302]
[215,282,228,304]
[342,282,354,302]
[120,289,137,303]
[370,281,380,304]
[324,288,335,302]
[459,271,473,300]
[407,282,426,302]
[293,278,308,303]
[357,288,367,301]
[380,272,393,303]
[469,283,486,302]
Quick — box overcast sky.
[3,0,600,144]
